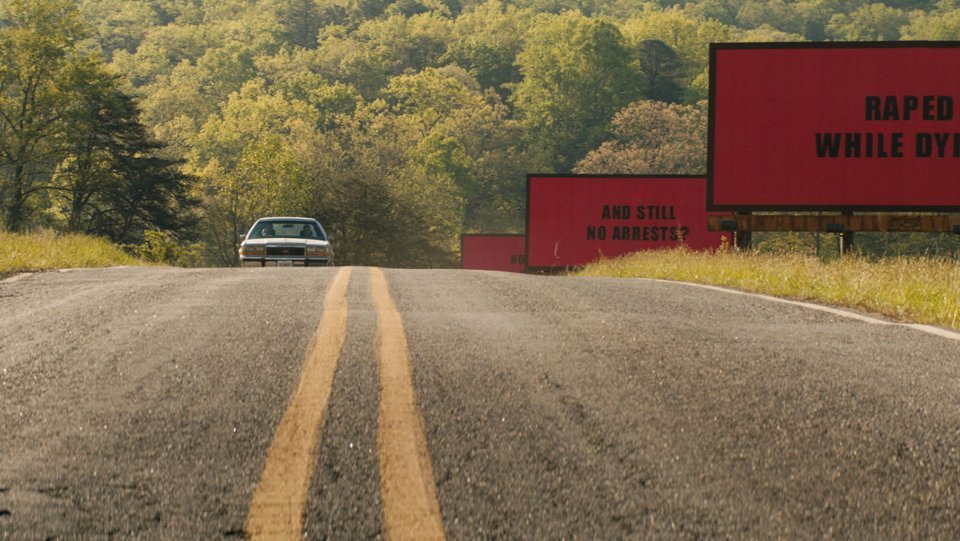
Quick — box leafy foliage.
[0,0,195,242]
[3,0,955,264]
[512,12,644,170]
[574,100,707,174]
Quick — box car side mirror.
[238,234,246,242]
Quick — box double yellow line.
[245,267,445,540]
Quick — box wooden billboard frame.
[707,213,960,233]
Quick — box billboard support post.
[840,211,854,255]
[734,213,751,250]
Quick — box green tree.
[0,0,88,231]
[386,0,456,17]
[94,138,197,244]
[826,3,908,40]
[190,79,318,165]
[108,23,213,87]
[384,65,541,231]
[273,0,324,49]
[314,26,391,99]
[574,100,706,175]
[636,39,684,103]
[739,24,806,41]
[440,1,536,95]
[620,8,735,88]
[901,8,960,39]
[512,12,643,170]
[196,136,304,265]
[56,62,128,233]
[348,0,391,20]
[188,80,318,264]
[139,43,258,136]
[289,103,465,267]
[682,0,739,25]
[510,0,600,13]
[79,0,161,59]
[352,12,454,76]
[736,0,805,35]
[54,74,197,243]
[793,0,842,40]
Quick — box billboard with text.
[526,175,726,271]
[709,42,960,211]
[461,234,526,272]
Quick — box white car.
[239,217,334,267]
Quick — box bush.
[133,230,203,267]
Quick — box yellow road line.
[369,267,446,541]
[245,266,352,540]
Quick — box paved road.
[1,266,959,539]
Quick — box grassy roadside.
[0,230,143,275]
[575,248,960,331]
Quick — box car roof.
[254,216,319,222]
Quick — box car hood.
[242,238,332,247]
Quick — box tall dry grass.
[576,248,960,330]
[0,230,142,274]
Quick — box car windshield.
[248,220,326,240]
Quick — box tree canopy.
[3,0,956,263]
[0,0,195,239]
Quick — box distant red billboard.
[709,43,960,211]
[526,175,726,271]
[461,234,526,272]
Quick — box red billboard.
[461,234,526,272]
[709,43,960,212]
[526,175,726,271]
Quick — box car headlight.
[306,245,330,256]
[240,245,265,256]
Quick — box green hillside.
[2,0,959,265]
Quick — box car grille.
[266,246,305,256]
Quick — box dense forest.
[2,0,960,266]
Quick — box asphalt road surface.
[1,266,959,539]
